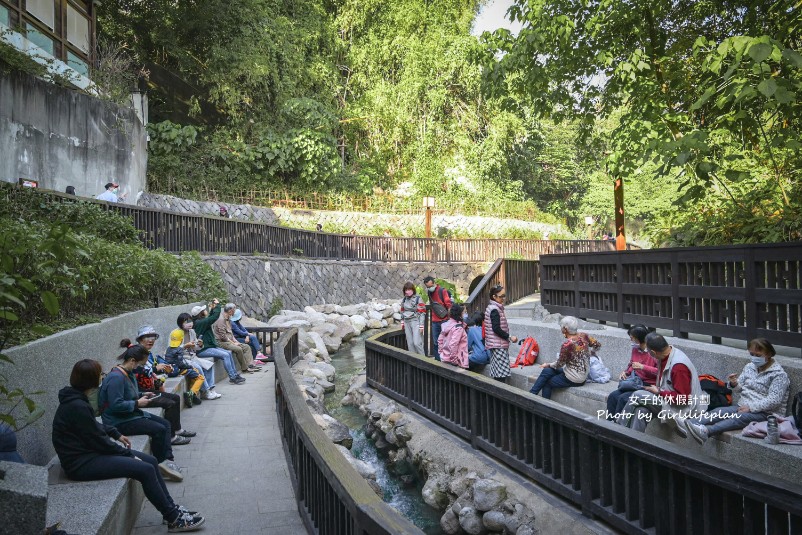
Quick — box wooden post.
[614,177,626,250]
[425,206,432,239]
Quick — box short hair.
[469,311,484,327]
[489,284,503,299]
[627,324,649,344]
[403,281,415,293]
[223,302,236,313]
[645,332,669,352]
[177,312,192,328]
[560,316,579,334]
[748,338,776,357]
[423,276,435,285]
[70,359,102,391]
[449,303,464,321]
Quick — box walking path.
[132,363,306,534]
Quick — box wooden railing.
[464,259,540,316]
[365,330,802,535]
[273,328,422,535]
[30,188,629,261]
[539,243,802,351]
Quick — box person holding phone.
[98,342,184,481]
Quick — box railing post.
[574,257,581,318]
[617,252,624,328]
[671,251,684,338]
[744,247,757,343]
[578,433,595,519]
[469,388,478,449]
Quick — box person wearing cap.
[230,309,269,364]
[95,182,127,203]
[192,300,246,385]
[168,312,222,400]
[213,303,258,374]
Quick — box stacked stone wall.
[201,255,489,319]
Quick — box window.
[67,51,88,76]
[26,0,55,29]
[66,4,89,53]
[0,5,9,27]
[25,22,54,56]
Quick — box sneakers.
[674,417,689,439]
[191,392,202,405]
[183,391,193,409]
[171,435,191,446]
[255,352,268,361]
[176,429,197,438]
[201,390,222,400]
[687,422,709,444]
[229,375,246,385]
[167,511,205,532]
[162,506,199,525]
[159,460,184,482]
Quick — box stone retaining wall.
[139,192,562,238]
[201,255,489,319]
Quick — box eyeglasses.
[497,293,506,298]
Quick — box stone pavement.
[132,364,306,534]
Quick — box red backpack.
[512,337,540,367]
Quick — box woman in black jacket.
[52,359,205,533]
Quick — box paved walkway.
[132,363,306,534]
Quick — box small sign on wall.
[18,178,38,188]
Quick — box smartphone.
[149,393,161,399]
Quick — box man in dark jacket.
[423,276,452,361]
[192,300,245,384]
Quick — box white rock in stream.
[335,445,377,480]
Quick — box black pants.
[115,414,174,463]
[147,392,181,436]
[69,451,179,522]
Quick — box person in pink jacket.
[438,304,469,369]
[605,324,658,419]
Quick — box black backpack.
[792,392,802,438]
[699,374,733,411]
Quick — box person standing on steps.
[483,284,518,383]
[400,281,426,354]
[423,276,452,361]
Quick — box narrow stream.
[324,330,444,534]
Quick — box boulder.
[381,319,388,328]
[309,362,336,381]
[473,479,507,512]
[392,302,402,313]
[368,310,384,321]
[459,507,487,535]
[317,379,336,393]
[393,312,402,321]
[306,331,330,361]
[366,319,383,329]
[278,310,310,319]
[331,315,357,342]
[422,476,450,510]
[350,315,367,334]
[303,368,328,382]
[323,304,337,314]
[394,425,413,443]
[385,429,398,445]
[334,445,376,479]
[321,334,343,354]
[304,306,328,325]
[311,323,337,337]
[380,306,394,319]
[337,305,362,316]
[516,526,536,535]
[306,396,325,414]
[449,471,479,497]
[440,509,462,535]
[320,415,353,448]
[367,479,383,497]
[482,511,506,532]
[267,317,312,329]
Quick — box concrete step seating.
[499,319,802,488]
[45,376,188,535]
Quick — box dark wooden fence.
[34,188,630,261]
[540,243,802,350]
[272,328,422,535]
[464,259,540,316]
[365,330,802,535]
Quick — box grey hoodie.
[734,361,790,415]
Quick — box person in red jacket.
[423,276,452,361]
[605,324,658,419]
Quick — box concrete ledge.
[0,461,47,535]
[502,319,802,486]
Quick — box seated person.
[466,311,490,369]
[678,338,790,444]
[616,333,706,432]
[53,359,204,532]
[530,316,599,399]
[192,300,246,385]
[169,313,222,400]
[231,309,268,364]
[605,324,657,420]
[99,342,184,481]
[213,303,258,374]
[438,304,469,369]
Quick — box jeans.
[236,334,261,359]
[606,389,634,419]
[689,405,767,436]
[198,347,238,379]
[114,414,173,463]
[616,390,662,432]
[147,392,181,436]
[529,367,583,399]
[431,321,443,361]
[68,451,179,522]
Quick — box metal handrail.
[272,328,422,534]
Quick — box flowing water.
[324,330,444,534]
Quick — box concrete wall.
[0,69,147,199]
[139,192,562,238]
[202,255,490,319]
[4,303,199,466]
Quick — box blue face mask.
[751,356,766,367]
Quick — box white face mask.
[183,322,193,330]
[750,356,766,367]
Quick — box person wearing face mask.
[678,338,790,444]
[604,324,657,419]
[52,359,205,532]
[400,281,426,354]
[530,315,599,398]
[483,284,518,383]
[95,182,127,203]
[423,276,452,360]
[168,314,222,400]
